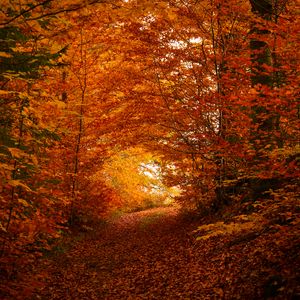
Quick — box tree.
[0,2,69,296]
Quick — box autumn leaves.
[0,0,299,298]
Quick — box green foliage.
[0,26,62,79]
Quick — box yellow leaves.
[269,145,300,159]
[99,50,113,61]
[0,51,12,58]
[50,42,64,54]
[18,198,31,207]
[0,90,11,95]
[133,84,149,93]
[8,147,27,159]
[159,79,175,88]
[8,180,32,192]
[53,100,66,109]
[101,147,166,210]
[7,146,38,166]
[31,154,39,166]
[196,214,267,241]
[114,91,125,98]
[0,162,14,171]
[264,144,273,149]
[167,8,179,21]
[0,221,7,233]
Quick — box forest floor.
[31,206,299,300]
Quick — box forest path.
[36,207,220,300]
[34,206,299,300]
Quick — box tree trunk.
[250,0,277,155]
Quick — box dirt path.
[35,207,215,299]
[33,206,298,300]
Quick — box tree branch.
[0,0,115,26]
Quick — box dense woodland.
[0,0,299,299]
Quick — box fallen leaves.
[31,206,300,300]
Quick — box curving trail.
[34,206,298,300]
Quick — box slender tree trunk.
[211,2,228,209]
[69,28,87,225]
